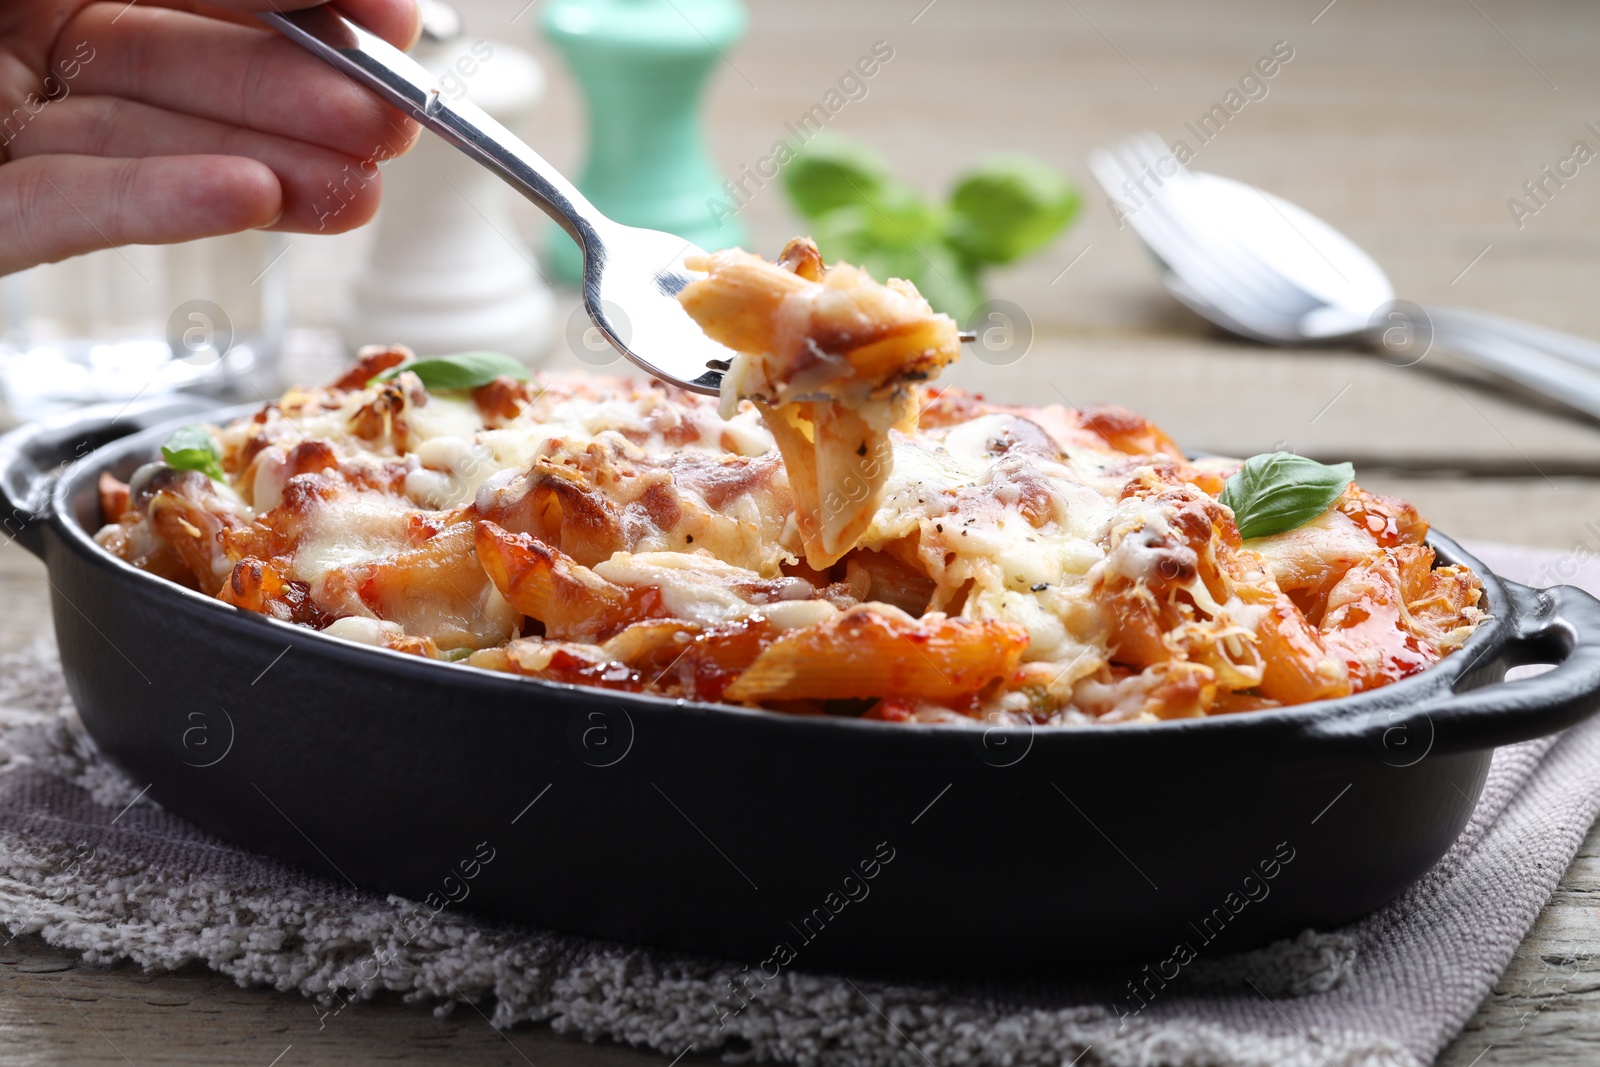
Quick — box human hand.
[0,0,422,276]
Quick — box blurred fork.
[1090,132,1600,421]
[1090,135,1323,339]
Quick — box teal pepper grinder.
[541,0,747,285]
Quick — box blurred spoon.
[1090,132,1600,421]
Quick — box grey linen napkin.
[0,541,1597,1067]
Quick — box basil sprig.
[1219,452,1354,539]
[374,351,530,392]
[782,134,1079,320]
[160,425,226,483]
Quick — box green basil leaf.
[782,134,895,219]
[784,137,1079,319]
[375,351,529,391]
[810,197,976,318]
[1219,452,1355,539]
[160,425,226,483]
[944,154,1080,267]
[810,187,938,258]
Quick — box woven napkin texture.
[0,542,1597,1067]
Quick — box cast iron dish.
[4,398,1600,975]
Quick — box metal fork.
[260,5,735,394]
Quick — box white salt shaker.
[342,4,553,364]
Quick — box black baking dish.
[3,398,1599,975]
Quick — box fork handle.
[1424,305,1600,376]
[257,6,608,261]
[1420,303,1600,422]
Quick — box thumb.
[0,155,282,277]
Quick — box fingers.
[141,0,421,50]
[8,96,383,233]
[200,0,422,51]
[63,3,419,162]
[0,155,281,276]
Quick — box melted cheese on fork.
[678,239,961,568]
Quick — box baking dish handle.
[1364,579,1600,758]
[0,397,219,559]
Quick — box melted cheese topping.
[95,354,1482,725]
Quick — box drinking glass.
[0,231,288,423]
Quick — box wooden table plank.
[0,932,672,1067]
[1439,819,1600,1066]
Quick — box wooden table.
[5,0,1600,1061]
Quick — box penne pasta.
[322,522,519,652]
[724,606,1027,702]
[679,239,960,568]
[1245,589,1353,704]
[474,521,634,642]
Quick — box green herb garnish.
[440,647,474,662]
[944,155,1082,268]
[782,134,1080,320]
[783,135,892,218]
[375,351,530,392]
[160,425,226,483]
[1220,452,1355,539]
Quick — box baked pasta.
[680,237,960,568]
[95,246,1482,724]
